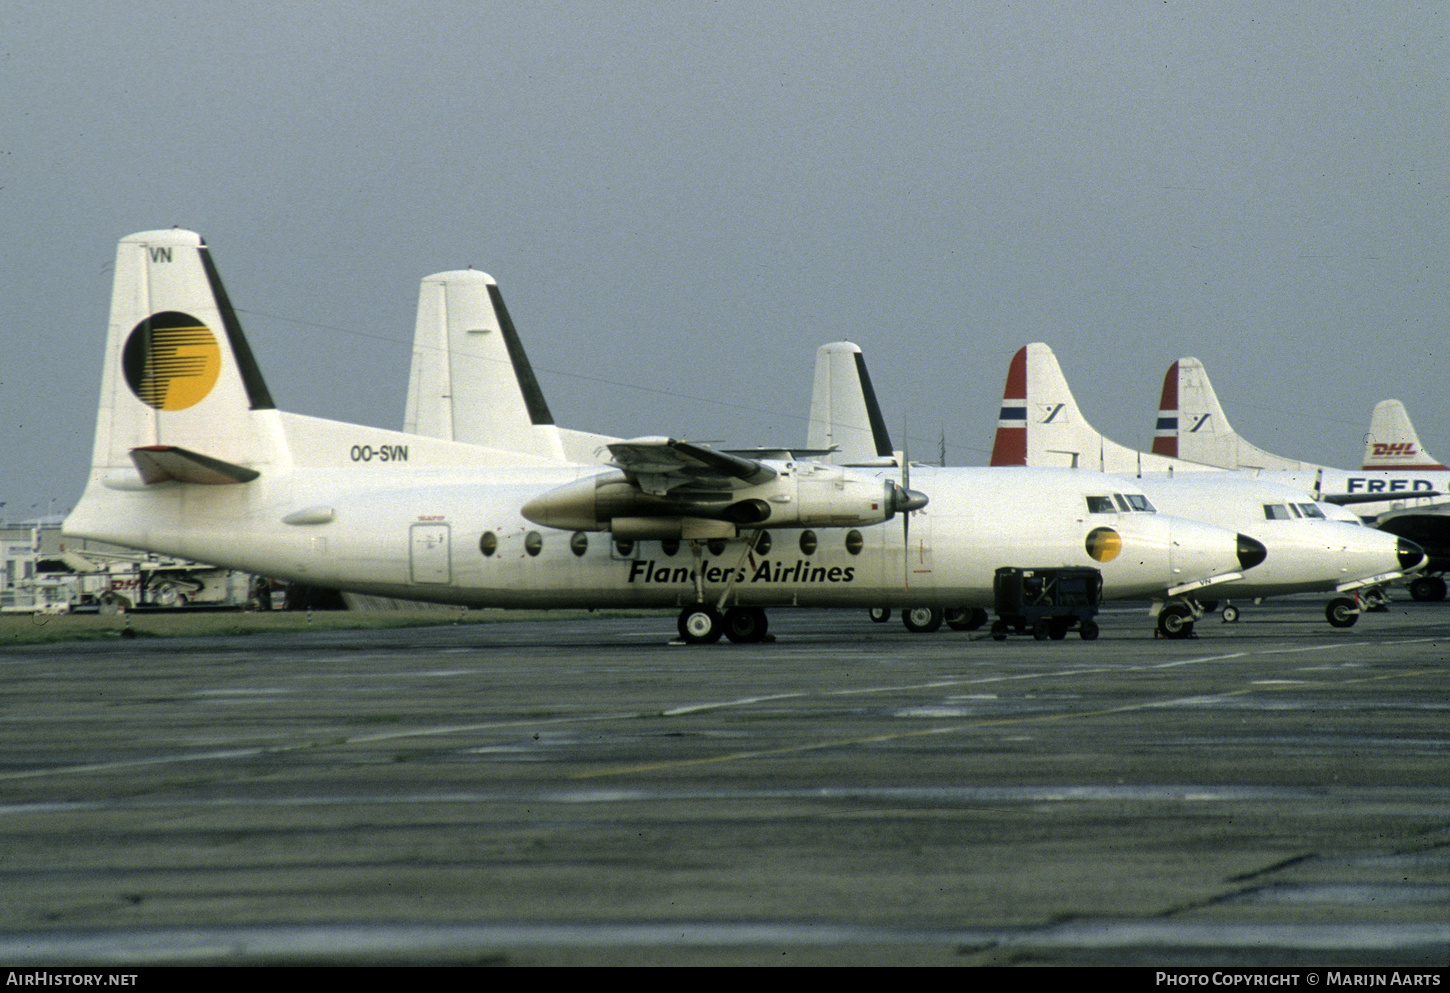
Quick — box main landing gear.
[676,605,770,644]
[867,606,989,633]
[1409,575,1447,602]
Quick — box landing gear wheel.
[678,606,724,644]
[1409,576,1447,602]
[1221,604,1240,623]
[1032,619,1051,641]
[946,607,988,631]
[1079,620,1099,641]
[723,606,769,644]
[868,607,892,623]
[1157,604,1194,640]
[1325,596,1359,629]
[990,619,1008,641]
[1361,589,1388,612]
[902,607,944,633]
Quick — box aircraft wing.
[606,437,776,496]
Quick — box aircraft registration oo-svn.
[64,230,1266,644]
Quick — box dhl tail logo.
[1371,443,1419,457]
[122,312,222,411]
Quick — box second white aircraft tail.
[403,269,615,462]
[404,269,567,460]
[805,342,896,465]
[1362,400,1448,470]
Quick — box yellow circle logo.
[122,312,222,410]
[1085,526,1122,563]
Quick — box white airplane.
[1152,357,1449,601]
[983,343,1425,634]
[62,231,1261,646]
[399,271,1285,637]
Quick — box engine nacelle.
[520,462,926,534]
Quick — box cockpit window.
[1086,496,1116,513]
[1263,504,1293,520]
[1296,503,1326,519]
[1112,494,1132,512]
[1123,493,1156,512]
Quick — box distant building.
[1,522,253,613]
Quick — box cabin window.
[614,538,634,557]
[661,539,680,556]
[1086,496,1116,513]
[799,530,818,555]
[570,532,588,557]
[753,531,772,555]
[707,538,727,556]
[479,532,498,557]
[845,529,864,555]
[525,531,543,556]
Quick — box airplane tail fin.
[404,269,567,461]
[1160,358,1308,470]
[989,343,1154,472]
[805,342,895,464]
[1362,400,1447,470]
[83,229,281,488]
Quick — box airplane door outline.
[410,523,452,584]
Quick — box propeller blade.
[902,423,911,592]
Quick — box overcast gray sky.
[2,1,1446,521]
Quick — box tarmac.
[0,598,1447,966]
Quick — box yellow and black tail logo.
[122,312,222,410]
[1085,526,1122,563]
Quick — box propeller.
[892,420,929,590]
[902,445,911,591]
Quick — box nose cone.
[1397,537,1426,572]
[889,482,929,515]
[1236,533,1268,571]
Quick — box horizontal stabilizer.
[1320,489,1441,506]
[724,447,839,461]
[129,445,260,485]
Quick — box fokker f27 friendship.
[398,268,1420,638]
[65,231,1266,643]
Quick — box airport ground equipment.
[991,567,1102,641]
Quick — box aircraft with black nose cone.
[979,343,1425,635]
[392,264,1265,641]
